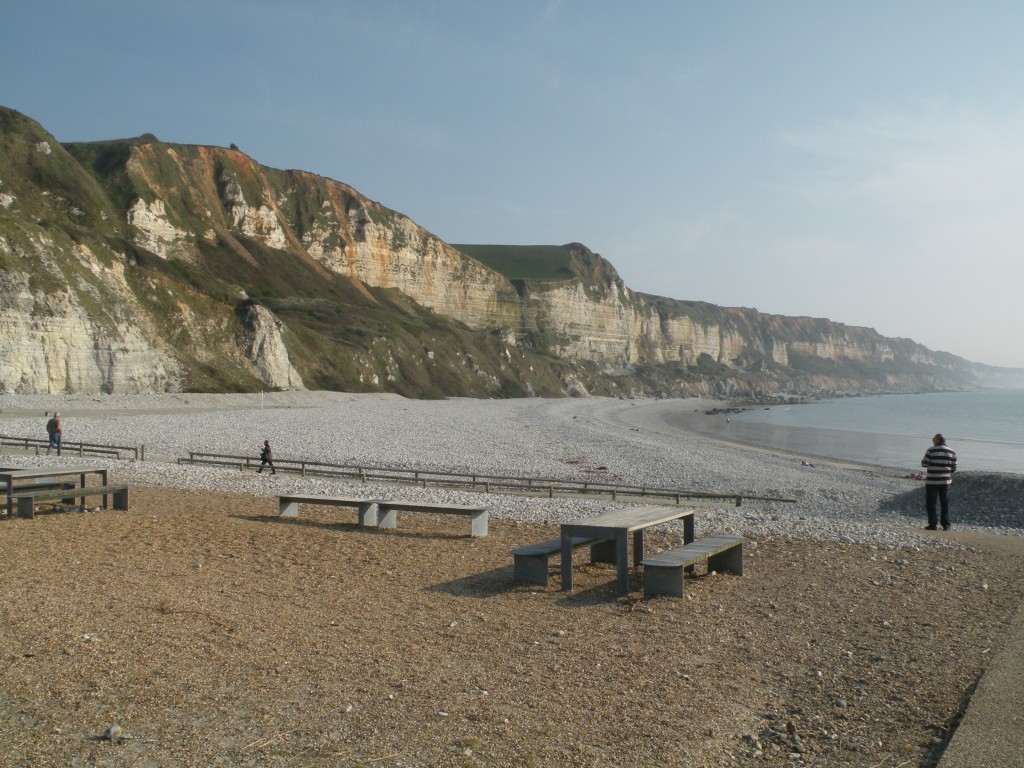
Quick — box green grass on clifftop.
[452,244,576,281]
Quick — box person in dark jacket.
[921,433,957,530]
[46,412,62,456]
[257,440,276,475]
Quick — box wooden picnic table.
[560,506,695,595]
[2,465,110,517]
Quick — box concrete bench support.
[277,495,382,527]
[14,485,130,519]
[375,501,490,537]
[641,534,744,598]
[511,536,605,587]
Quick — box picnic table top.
[562,505,694,533]
[1,466,109,480]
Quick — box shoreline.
[658,393,1024,478]
[607,397,913,477]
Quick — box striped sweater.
[921,443,957,485]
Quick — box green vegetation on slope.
[452,244,577,281]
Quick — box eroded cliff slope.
[0,105,1007,397]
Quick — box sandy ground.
[2,485,1024,767]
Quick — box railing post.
[301,462,307,478]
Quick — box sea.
[670,389,1024,476]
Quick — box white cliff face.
[222,176,288,249]
[656,314,744,365]
[306,209,796,370]
[525,279,762,369]
[789,337,888,362]
[530,281,644,363]
[353,216,510,327]
[261,177,927,376]
[769,337,789,366]
[241,304,305,390]
[304,201,515,329]
[126,198,190,258]
[0,269,176,394]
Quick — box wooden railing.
[0,434,143,461]
[177,451,796,506]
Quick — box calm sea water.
[672,389,1024,475]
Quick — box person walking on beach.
[45,412,62,456]
[921,433,956,530]
[257,440,276,475]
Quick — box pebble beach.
[2,390,1021,543]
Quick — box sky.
[3,1,1023,368]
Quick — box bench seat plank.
[376,501,489,514]
[3,479,77,503]
[511,536,599,557]
[511,535,604,587]
[277,495,382,527]
[13,484,130,519]
[641,534,744,598]
[375,501,490,537]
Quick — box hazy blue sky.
[4,1,1023,367]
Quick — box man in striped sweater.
[921,433,957,530]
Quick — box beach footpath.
[940,533,1024,767]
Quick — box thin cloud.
[779,104,1024,207]
[541,0,564,23]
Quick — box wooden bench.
[3,479,79,517]
[375,500,490,537]
[511,535,609,587]
[641,534,744,598]
[5,478,77,495]
[277,495,383,527]
[12,484,130,520]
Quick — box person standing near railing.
[45,412,62,456]
[257,440,276,475]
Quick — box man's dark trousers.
[926,485,950,529]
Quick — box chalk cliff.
[0,105,1012,397]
